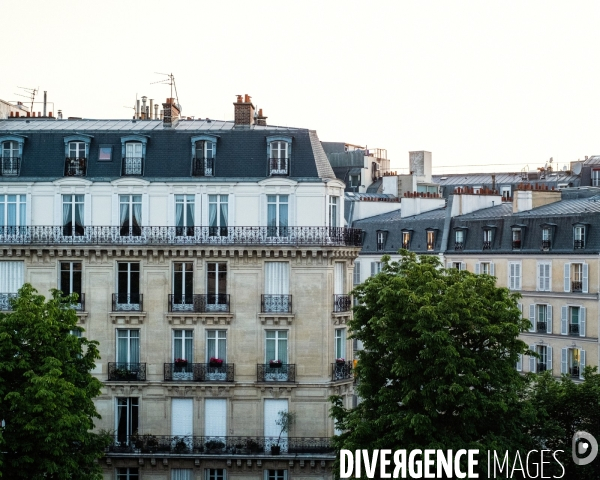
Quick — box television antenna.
[14,86,38,112]
[151,72,180,109]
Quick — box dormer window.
[455,230,464,250]
[402,231,410,250]
[542,227,551,250]
[267,135,292,176]
[483,229,493,250]
[120,135,148,176]
[512,228,522,250]
[191,135,218,177]
[574,225,585,249]
[426,230,435,251]
[63,135,91,177]
[376,231,387,251]
[0,135,25,176]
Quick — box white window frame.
[353,262,361,285]
[455,230,464,243]
[173,329,194,363]
[475,262,494,276]
[1,141,19,158]
[206,330,227,362]
[0,194,26,227]
[334,328,346,360]
[116,467,139,480]
[402,231,410,248]
[376,231,384,251]
[175,194,195,230]
[329,196,339,228]
[574,226,585,248]
[267,194,289,236]
[426,231,435,250]
[208,194,228,233]
[592,169,600,187]
[265,330,288,363]
[264,470,288,480]
[116,329,140,364]
[371,261,383,276]
[561,347,585,380]
[119,194,142,232]
[115,397,139,445]
[68,141,86,159]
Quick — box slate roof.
[0,118,331,182]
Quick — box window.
[269,141,289,175]
[450,262,466,271]
[537,262,551,291]
[376,231,384,251]
[512,229,522,249]
[353,262,361,285]
[60,262,83,309]
[175,195,195,236]
[205,398,226,442]
[64,139,88,175]
[574,226,585,249]
[193,140,215,176]
[530,345,551,373]
[0,194,26,228]
[426,230,435,251]
[119,195,142,236]
[475,262,494,276]
[267,195,288,237]
[371,261,383,276]
[173,330,193,363]
[206,470,226,480]
[335,328,346,360]
[263,262,290,313]
[542,227,551,250]
[116,262,141,310]
[592,169,600,187]
[98,145,112,161]
[508,262,522,291]
[501,186,511,200]
[117,329,140,365]
[562,306,586,337]
[266,331,288,364]
[116,468,139,480]
[329,196,339,228]
[172,262,193,308]
[562,348,585,379]
[529,304,551,333]
[68,141,86,159]
[116,398,139,445]
[0,261,24,310]
[402,231,410,249]
[483,229,493,250]
[1,141,20,175]
[265,470,287,480]
[123,142,143,175]
[172,469,193,480]
[565,262,588,293]
[209,195,228,236]
[455,230,464,250]
[207,262,228,311]
[207,330,227,362]
[62,194,84,236]
[349,175,360,187]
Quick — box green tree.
[330,252,535,477]
[0,284,107,479]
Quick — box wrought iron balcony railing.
[333,294,351,313]
[168,294,230,313]
[572,281,583,293]
[536,362,547,373]
[376,242,384,251]
[536,321,547,333]
[106,435,333,455]
[0,293,18,311]
[192,157,214,176]
[122,157,143,175]
[107,362,147,381]
[63,292,85,311]
[574,240,585,249]
[0,226,363,247]
[164,362,234,382]
[269,157,289,175]
[454,242,464,251]
[569,323,580,335]
[512,240,521,250]
[257,363,296,382]
[402,242,409,249]
[482,241,492,250]
[1,157,21,176]
[541,240,551,250]
[570,365,580,378]
[261,294,292,313]
[331,361,353,381]
[64,157,87,176]
[112,293,143,312]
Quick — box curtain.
[18,197,25,227]
[267,203,276,227]
[133,201,142,227]
[266,332,276,361]
[117,332,128,364]
[207,336,216,360]
[220,196,228,227]
[278,335,288,363]
[265,262,289,294]
[209,200,217,227]
[174,331,183,360]
[187,201,194,227]
[7,196,16,226]
[185,334,193,363]
[334,263,344,295]
[175,201,183,227]
[218,334,226,362]
[130,331,139,364]
[120,201,128,227]
[63,199,72,227]
[171,469,192,480]
[279,201,288,228]
[75,196,84,227]
[0,261,24,292]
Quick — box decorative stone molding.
[166,313,234,325]
[110,312,147,324]
[331,312,352,325]
[258,313,294,325]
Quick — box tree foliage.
[0,284,107,479]
[330,252,535,476]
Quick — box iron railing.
[570,366,580,378]
[482,241,492,250]
[0,226,363,247]
[572,281,583,293]
[164,363,234,382]
[574,240,585,249]
[112,293,143,312]
[0,157,20,176]
[261,294,292,313]
[107,362,147,381]
[402,242,409,249]
[454,242,464,251]
[541,240,551,250]
[122,157,143,175]
[168,294,230,313]
[257,363,296,382]
[192,158,214,176]
[569,323,580,335]
[536,362,547,373]
[64,157,87,176]
[106,435,333,455]
[512,240,521,250]
[331,361,353,381]
[0,293,18,310]
[376,242,384,251]
[536,321,547,333]
[269,157,289,175]
[333,294,351,313]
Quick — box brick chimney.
[256,108,267,126]
[233,94,255,126]
[162,98,180,128]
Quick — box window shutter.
[516,354,522,372]
[490,263,495,276]
[536,263,542,291]
[529,304,536,332]
[580,350,586,380]
[446,262,452,269]
[564,263,570,292]
[475,263,480,274]
[561,348,568,374]
[529,344,536,373]
[545,264,551,291]
[582,263,588,293]
[516,263,521,290]
[546,346,552,373]
[547,305,552,334]
[205,398,227,439]
[517,302,523,315]
[171,398,193,438]
[580,307,586,337]
[460,262,466,271]
[561,306,568,335]
[509,263,514,289]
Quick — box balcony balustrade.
[331,361,353,381]
[569,323,580,335]
[268,157,289,175]
[0,226,363,247]
[541,240,551,250]
[192,157,214,176]
[454,242,464,251]
[64,157,87,176]
[0,293,18,310]
[257,363,296,382]
[512,240,521,250]
[1,157,20,176]
[168,294,230,313]
[164,362,234,382]
[261,294,292,313]
[574,240,585,249]
[122,157,143,175]
[536,321,547,333]
[571,281,583,293]
[107,362,147,381]
[482,241,492,250]
[570,365,580,378]
[112,293,143,312]
[333,294,351,313]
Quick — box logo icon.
[572,431,598,466]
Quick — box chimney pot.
[49,112,53,117]
[26,112,30,117]
[16,112,19,117]
[244,94,251,103]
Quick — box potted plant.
[173,436,189,453]
[335,357,346,365]
[209,357,223,367]
[269,359,283,368]
[175,358,188,367]
[205,439,226,453]
[271,410,296,455]
[114,366,136,380]
[245,438,260,453]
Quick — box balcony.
[112,293,143,312]
[454,242,463,251]
[402,242,409,249]
[257,363,296,382]
[0,226,363,247]
[570,365,580,378]
[0,293,17,310]
[66,292,85,311]
[569,323,580,336]
[261,294,292,313]
[572,281,583,293]
[541,240,551,251]
[122,157,143,175]
[536,362,547,373]
[333,294,351,313]
[331,361,353,381]
[512,240,521,250]
[536,321,547,333]
[164,362,234,382]
[482,241,492,250]
[168,294,230,313]
[192,158,214,176]
[64,157,87,176]
[107,362,147,381]
[269,157,289,175]
[1,157,20,176]
[106,435,333,456]
[574,240,585,249]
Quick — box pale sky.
[4,0,600,174]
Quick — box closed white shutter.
[205,398,226,439]
[517,303,523,315]
[561,348,568,374]
[546,346,553,373]
[580,350,586,380]
[490,263,495,276]
[516,354,522,372]
[334,263,344,295]
[371,262,377,276]
[564,263,570,292]
[264,398,288,437]
[353,262,361,285]
[0,261,24,293]
[529,304,536,332]
[475,263,480,274]
[529,344,536,373]
[446,262,452,269]
[265,262,289,295]
[561,306,568,335]
[547,305,552,334]
[171,398,193,438]
[515,263,521,290]
[582,263,588,293]
[580,307,586,337]
[537,263,542,291]
[544,264,551,291]
[460,262,466,271]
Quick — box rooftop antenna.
[15,86,38,112]
[151,72,180,109]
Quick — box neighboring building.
[0,95,362,480]
[0,99,29,120]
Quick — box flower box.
[269,360,283,368]
[335,358,346,365]
[174,358,188,367]
[209,357,223,367]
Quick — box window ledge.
[331,311,352,325]
[166,312,234,326]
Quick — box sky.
[3,0,600,174]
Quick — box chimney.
[233,94,255,126]
[154,103,159,120]
[43,91,47,117]
[256,108,268,126]
[136,99,141,120]
[149,99,154,119]
[162,97,180,128]
[512,186,561,213]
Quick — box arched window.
[63,135,92,176]
[0,135,25,176]
[266,135,292,176]
[191,135,218,177]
